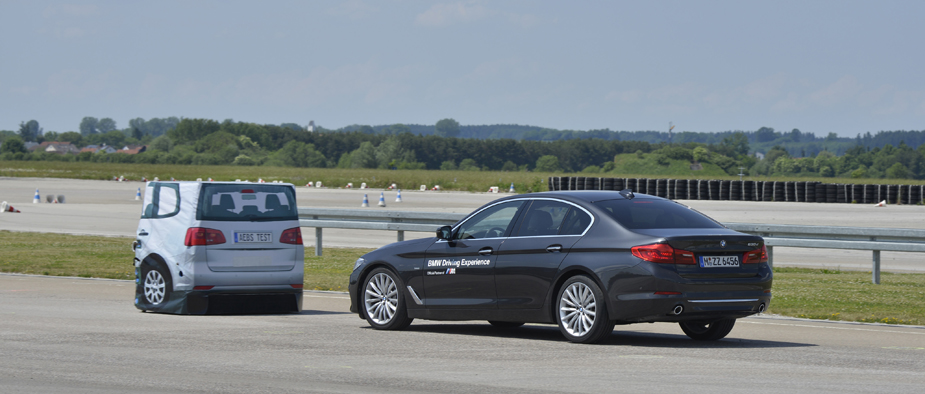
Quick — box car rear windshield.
[593,199,723,230]
[198,184,298,222]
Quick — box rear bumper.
[612,291,771,323]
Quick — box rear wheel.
[141,262,171,309]
[679,318,736,341]
[362,268,413,330]
[488,321,524,328]
[556,275,615,344]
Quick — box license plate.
[235,232,272,243]
[700,255,740,268]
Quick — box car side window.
[559,207,592,235]
[515,200,571,237]
[142,183,180,219]
[454,201,525,240]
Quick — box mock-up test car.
[134,181,304,314]
[349,190,771,343]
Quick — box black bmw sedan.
[348,190,771,344]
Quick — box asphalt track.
[1,274,924,394]
[2,177,924,272]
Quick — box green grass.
[767,267,925,325]
[3,231,924,325]
[3,161,923,195]
[0,161,550,193]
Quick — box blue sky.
[2,0,923,136]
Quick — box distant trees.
[0,136,26,154]
[18,120,42,142]
[435,118,460,138]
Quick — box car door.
[495,199,593,309]
[136,182,183,263]
[422,200,526,309]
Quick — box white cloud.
[809,75,861,107]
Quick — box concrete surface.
[1,274,923,394]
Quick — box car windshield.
[593,199,722,230]
[198,184,298,221]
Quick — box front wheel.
[556,275,615,344]
[362,268,413,330]
[679,318,736,341]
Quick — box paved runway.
[1,275,923,394]
[1,177,924,272]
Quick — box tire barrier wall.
[549,177,925,205]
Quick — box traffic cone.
[361,194,369,207]
[135,188,141,200]
[1,201,20,213]
[875,200,886,207]
[395,190,402,202]
[509,182,515,193]
[378,192,386,207]
[33,189,40,203]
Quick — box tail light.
[743,245,768,264]
[280,227,303,245]
[631,243,696,264]
[184,227,226,246]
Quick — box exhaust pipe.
[757,303,766,313]
[672,305,684,315]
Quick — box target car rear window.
[197,184,298,221]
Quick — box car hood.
[365,237,437,259]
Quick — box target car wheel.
[679,318,736,341]
[142,264,170,308]
[557,275,615,344]
[363,268,413,330]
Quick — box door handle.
[478,247,493,255]
[546,245,562,253]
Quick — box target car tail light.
[279,227,303,245]
[631,243,696,264]
[743,245,768,264]
[184,227,227,246]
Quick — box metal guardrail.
[726,223,925,284]
[297,208,925,284]
[298,208,464,256]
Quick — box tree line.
[2,117,925,180]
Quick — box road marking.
[741,320,925,335]
[881,346,924,350]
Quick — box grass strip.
[2,231,923,325]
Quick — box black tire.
[488,321,525,328]
[362,268,413,330]
[556,275,615,344]
[140,261,171,311]
[679,318,736,341]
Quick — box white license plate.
[235,232,272,243]
[700,255,740,268]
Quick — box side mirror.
[436,225,452,240]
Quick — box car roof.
[147,181,295,187]
[514,190,661,203]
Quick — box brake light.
[184,227,226,246]
[290,284,303,289]
[631,243,696,264]
[743,245,768,264]
[280,227,303,245]
[241,189,255,193]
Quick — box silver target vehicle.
[348,190,771,343]
[133,181,305,314]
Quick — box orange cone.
[1,201,21,213]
